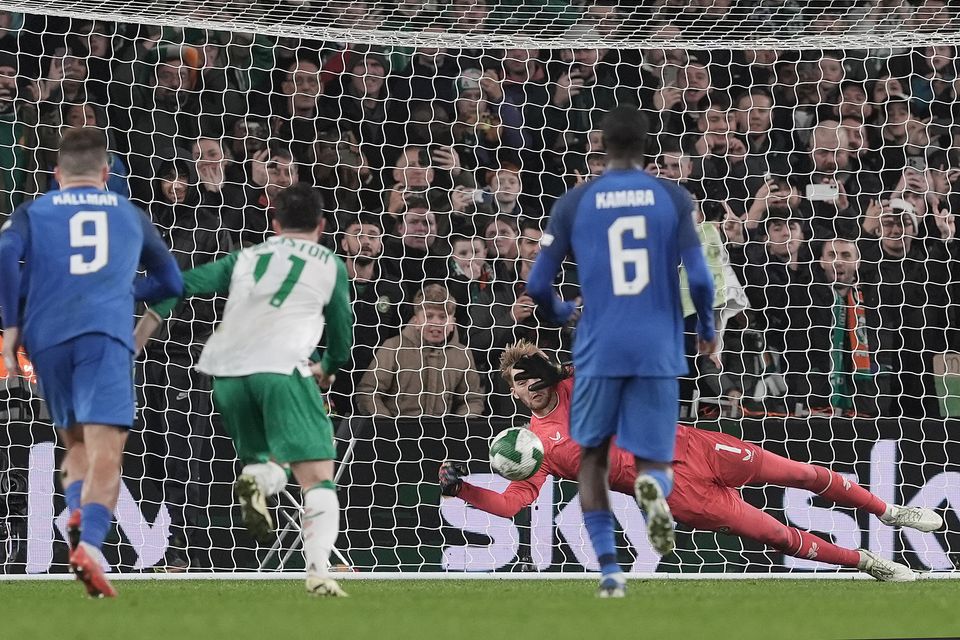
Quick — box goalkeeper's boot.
[234,474,274,543]
[70,542,117,598]
[596,572,626,598]
[880,505,943,533]
[66,509,81,552]
[634,474,676,556]
[306,576,349,598]
[857,549,917,582]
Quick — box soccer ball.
[489,427,544,481]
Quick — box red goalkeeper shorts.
[668,427,766,534]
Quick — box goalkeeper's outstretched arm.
[442,463,548,519]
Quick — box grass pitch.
[2,578,959,640]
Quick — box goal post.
[0,0,958,578]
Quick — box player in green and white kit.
[136,185,352,596]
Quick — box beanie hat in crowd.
[455,69,483,96]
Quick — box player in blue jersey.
[0,128,182,598]
[526,106,716,597]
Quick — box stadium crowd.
[0,0,958,572]
[1,5,960,425]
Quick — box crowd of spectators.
[1,0,959,571]
[0,3,959,429]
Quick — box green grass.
[2,579,959,640]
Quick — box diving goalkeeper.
[439,341,942,586]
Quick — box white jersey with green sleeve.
[679,220,747,319]
[150,235,352,377]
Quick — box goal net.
[0,0,958,576]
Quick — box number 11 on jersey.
[254,252,307,307]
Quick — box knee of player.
[766,526,800,552]
[291,460,334,488]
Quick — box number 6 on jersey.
[608,215,649,296]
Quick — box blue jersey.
[0,186,182,354]
[528,169,714,377]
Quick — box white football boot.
[880,505,943,533]
[596,572,627,598]
[634,474,676,556]
[234,474,274,543]
[306,576,349,597]
[858,550,917,582]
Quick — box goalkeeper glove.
[513,353,571,392]
[439,461,468,497]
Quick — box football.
[489,427,545,481]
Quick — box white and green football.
[489,427,544,481]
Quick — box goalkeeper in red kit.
[439,341,943,582]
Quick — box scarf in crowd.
[830,287,873,409]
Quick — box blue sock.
[79,503,112,550]
[64,481,83,513]
[644,468,674,497]
[583,510,620,576]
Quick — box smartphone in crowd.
[805,182,839,202]
[662,65,679,87]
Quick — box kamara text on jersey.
[594,189,656,209]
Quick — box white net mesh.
[2,0,960,48]
[0,2,958,576]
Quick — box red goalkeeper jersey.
[459,378,641,517]
[457,377,765,525]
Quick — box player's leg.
[212,376,276,542]
[68,334,136,598]
[749,447,942,532]
[570,376,625,597]
[80,424,128,534]
[59,427,87,550]
[289,460,346,597]
[31,341,85,541]
[721,494,915,581]
[620,377,679,556]
[30,340,91,557]
[259,372,346,597]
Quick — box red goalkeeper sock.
[755,451,887,517]
[811,467,886,516]
[784,527,860,568]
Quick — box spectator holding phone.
[229,143,298,246]
[383,144,435,214]
[741,174,802,232]
[546,48,639,150]
[858,197,957,417]
[224,116,270,185]
[482,163,523,216]
[652,58,712,139]
[451,68,509,171]
[797,121,861,239]
[445,233,507,378]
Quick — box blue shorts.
[30,333,135,429]
[570,376,679,463]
